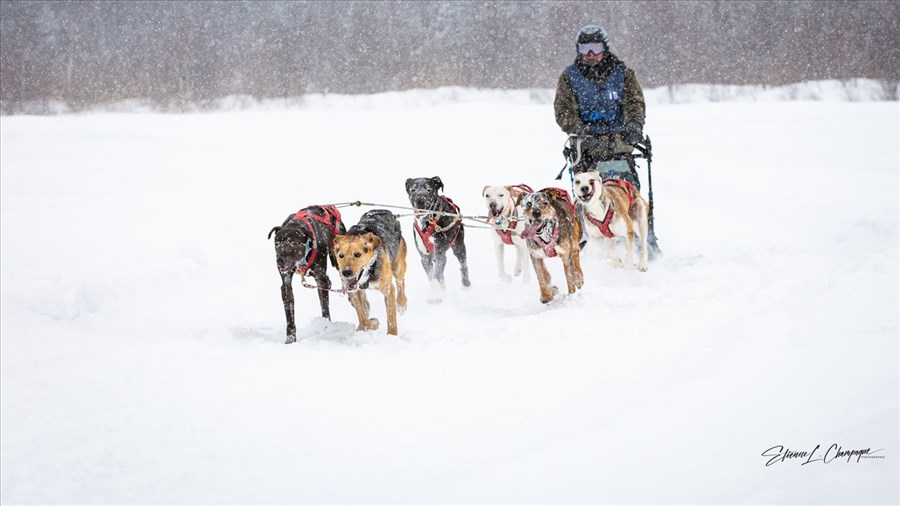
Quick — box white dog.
[573,170,650,272]
[482,184,533,282]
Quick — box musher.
[554,24,660,256]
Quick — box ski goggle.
[578,42,605,55]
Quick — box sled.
[557,132,661,259]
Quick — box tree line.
[1,0,897,113]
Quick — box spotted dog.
[519,188,584,303]
[405,176,471,302]
[574,169,650,271]
[267,205,345,343]
[482,184,533,282]
[333,210,408,336]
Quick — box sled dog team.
[268,170,650,343]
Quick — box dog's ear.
[515,192,526,207]
[430,176,444,193]
[364,232,382,250]
[405,178,415,195]
[482,185,490,198]
[267,226,282,240]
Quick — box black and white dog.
[405,176,471,302]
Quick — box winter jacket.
[554,53,645,159]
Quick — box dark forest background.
[1,0,898,112]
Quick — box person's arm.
[622,68,645,127]
[554,73,580,134]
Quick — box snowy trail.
[1,98,897,503]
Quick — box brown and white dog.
[518,188,584,303]
[482,184,533,282]
[333,210,408,335]
[573,169,650,272]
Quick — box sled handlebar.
[567,132,652,159]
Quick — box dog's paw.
[540,286,560,304]
[638,264,648,273]
[356,318,380,331]
[609,257,625,268]
[284,335,296,344]
[428,279,444,303]
[397,304,407,315]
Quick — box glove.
[622,120,644,145]
[571,123,597,137]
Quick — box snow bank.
[2,79,896,116]
[647,78,900,104]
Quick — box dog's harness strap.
[290,205,344,275]
[496,225,515,245]
[542,225,561,257]
[292,205,343,237]
[543,187,577,215]
[415,196,462,254]
[585,206,616,238]
[443,197,463,250]
[414,219,438,254]
[602,179,637,207]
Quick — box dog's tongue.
[520,221,540,239]
[340,276,355,294]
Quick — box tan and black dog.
[574,169,650,272]
[518,188,584,303]
[333,210,408,335]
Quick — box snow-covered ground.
[1,91,897,504]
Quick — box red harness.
[414,196,461,254]
[583,179,637,239]
[290,205,343,274]
[494,184,534,245]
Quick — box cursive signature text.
[762,444,884,466]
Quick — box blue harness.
[565,63,626,133]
